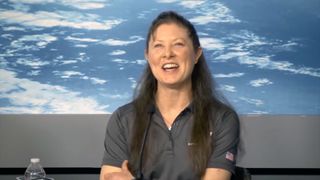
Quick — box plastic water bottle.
[24,158,46,180]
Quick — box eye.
[174,42,185,47]
[153,43,163,48]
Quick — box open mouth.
[162,63,179,71]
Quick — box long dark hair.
[129,11,229,177]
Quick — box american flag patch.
[226,151,235,162]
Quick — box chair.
[231,167,251,180]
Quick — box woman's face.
[145,23,202,89]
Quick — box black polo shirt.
[102,102,239,180]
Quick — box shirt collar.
[150,101,194,115]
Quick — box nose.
[163,45,175,59]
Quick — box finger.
[121,160,134,178]
[121,160,129,171]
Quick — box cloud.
[1,34,14,40]
[215,52,250,62]
[60,60,78,65]
[77,52,89,62]
[60,0,107,10]
[239,97,264,106]
[90,77,107,85]
[75,44,88,48]
[111,58,146,66]
[220,84,237,92]
[137,10,156,19]
[214,72,245,78]
[2,26,26,31]
[238,55,320,78]
[231,30,269,48]
[128,77,137,89]
[0,10,124,30]
[16,57,50,69]
[9,0,54,4]
[179,0,205,8]
[156,0,177,3]
[200,37,225,51]
[0,57,9,68]
[135,59,146,65]
[274,40,300,51]
[112,58,129,64]
[101,92,131,100]
[156,1,239,24]
[65,36,100,42]
[250,78,273,87]
[52,52,89,65]
[189,2,240,25]
[27,70,41,76]
[100,36,144,46]
[10,34,57,51]
[54,71,84,78]
[53,55,67,64]
[214,30,320,78]
[0,69,107,113]
[53,70,107,85]
[109,50,126,56]
[9,0,108,10]
[110,58,146,70]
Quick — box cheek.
[183,52,197,66]
[147,59,159,75]
[147,55,160,67]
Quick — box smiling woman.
[100,11,239,180]
[0,1,319,179]
[145,23,202,89]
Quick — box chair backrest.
[231,167,251,180]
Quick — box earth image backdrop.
[0,0,319,114]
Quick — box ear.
[195,47,202,64]
[144,49,149,62]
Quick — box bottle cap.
[30,158,40,163]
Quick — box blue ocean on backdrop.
[0,0,319,114]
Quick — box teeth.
[163,63,178,69]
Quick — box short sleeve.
[207,110,240,174]
[101,109,129,167]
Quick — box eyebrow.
[152,38,186,42]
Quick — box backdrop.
[0,0,319,115]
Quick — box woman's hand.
[104,160,134,180]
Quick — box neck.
[157,80,193,104]
[155,83,192,126]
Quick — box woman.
[100,11,239,180]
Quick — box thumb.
[121,160,130,172]
[121,160,134,178]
